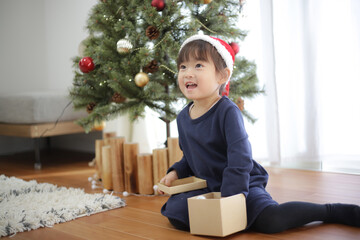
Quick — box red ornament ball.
[79,57,95,73]
[151,0,165,11]
[229,42,240,55]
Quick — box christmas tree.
[70,0,263,136]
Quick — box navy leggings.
[168,202,360,233]
[252,202,327,233]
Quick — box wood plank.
[0,123,34,137]
[152,148,168,186]
[123,143,139,193]
[104,137,125,193]
[0,121,102,138]
[54,216,146,240]
[167,137,183,167]
[8,226,84,240]
[101,145,113,190]
[123,195,169,213]
[0,121,90,138]
[97,214,204,240]
[108,207,170,226]
[137,153,154,195]
[1,150,359,240]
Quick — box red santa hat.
[179,34,235,96]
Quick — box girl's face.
[178,56,227,102]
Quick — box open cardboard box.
[157,176,207,195]
[188,192,247,237]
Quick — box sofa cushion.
[0,91,87,124]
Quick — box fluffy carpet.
[0,174,125,237]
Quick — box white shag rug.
[0,174,126,237]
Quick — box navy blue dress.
[161,96,278,228]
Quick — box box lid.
[157,176,207,195]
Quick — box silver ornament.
[78,36,91,57]
[116,39,133,53]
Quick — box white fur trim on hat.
[179,34,234,82]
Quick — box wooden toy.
[188,192,247,237]
[157,176,207,195]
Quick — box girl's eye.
[180,65,186,70]
[195,63,203,68]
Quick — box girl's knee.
[168,218,190,231]
[252,205,287,233]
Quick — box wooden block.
[167,137,183,167]
[101,145,113,190]
[103,132,117,139]
[95,139,105,180]
[137,154,154,195]
[104,137,125,193]
[152,148,169,187]
[124,142,139,193]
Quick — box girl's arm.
[166,137,194,178]
[158,144,193,194]
[221,106,253,197]
[167,154,194,178]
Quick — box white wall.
[0,0,97,93]
[43,0,98,90]
[0,0,107,155]
[0,0,48,92]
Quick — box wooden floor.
[1,150,359,240]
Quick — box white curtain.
[241,0,360,173]
[107,0,360,173]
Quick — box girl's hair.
[177,40,228,95]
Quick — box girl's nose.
[184,68,194,78]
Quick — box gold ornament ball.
[203,0,212,3]
[134,72,149,87]
[117,39,133,53]
[93,121,105,131]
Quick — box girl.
[159,34,360,233]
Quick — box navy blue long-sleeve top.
[170,96,269,197]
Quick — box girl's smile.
[185,81,197,89]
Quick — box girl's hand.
[158,170,178,194]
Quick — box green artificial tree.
[70,0,263,138]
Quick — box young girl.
[159,34,360,233]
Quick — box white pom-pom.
[123,191,129,197]
[103,189,109,194]
[91,184,97,189]
[88,177,93,182]
[91,180,97,185]
[153,185,158,191]
[196,195,206,199]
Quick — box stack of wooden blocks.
[95,132,183,195]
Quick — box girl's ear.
[218,68,231,84]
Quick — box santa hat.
[179,34,235,96]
